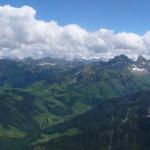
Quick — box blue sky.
[0,0,150,34]
[0,0,150,59]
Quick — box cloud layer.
[0,5,149,60]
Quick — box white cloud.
[0,5,149,60]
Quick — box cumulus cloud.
[0,5,149,60]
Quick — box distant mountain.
[137,55,147,63]
[0,55,148,88]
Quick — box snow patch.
[130,65,148,75]
[132,67,146,72]
[38,62,56,66]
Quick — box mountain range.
[0,55,150,150]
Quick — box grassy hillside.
[33,91,150,150]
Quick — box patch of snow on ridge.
[130,65,148,75]
[38,62,56,66]
[132,67,146,72]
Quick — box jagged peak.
[137,55,147,63]
[110,54,132,63]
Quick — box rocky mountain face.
[0,55,150,150]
